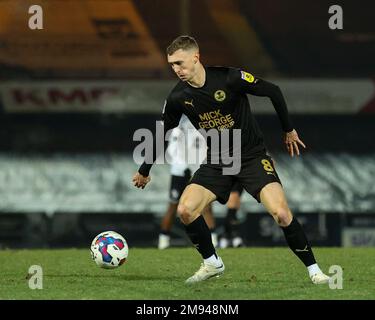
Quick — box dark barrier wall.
[1,212,374,248]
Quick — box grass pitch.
[0,247,374,300]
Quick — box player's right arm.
[133,96,182,189]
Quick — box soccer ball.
[90,231,129,269]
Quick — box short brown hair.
[166,35,199,55]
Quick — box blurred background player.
[158,114,218,249]
[219,181,244,248]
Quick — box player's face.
[167,49,199,82]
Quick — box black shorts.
[189,153,281,204]
[169,170,192,203]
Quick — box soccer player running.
[133,35,330,284]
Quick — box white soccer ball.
[90,231,129,269]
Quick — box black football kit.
[139,67,293,203]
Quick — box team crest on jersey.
[214,90,226,102]
[241,71,255,83]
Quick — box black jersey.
[139,67,293,176]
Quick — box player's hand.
[284,129,306,157]
[132,172,151,189]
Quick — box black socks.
[281,217,316,267]
[184,215,216,259]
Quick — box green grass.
[0,248,374,300]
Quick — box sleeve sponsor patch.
[240,71,255,83]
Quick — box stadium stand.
[0,0,374,248]
[0,153,374,215]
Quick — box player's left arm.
[227,68,306,157]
